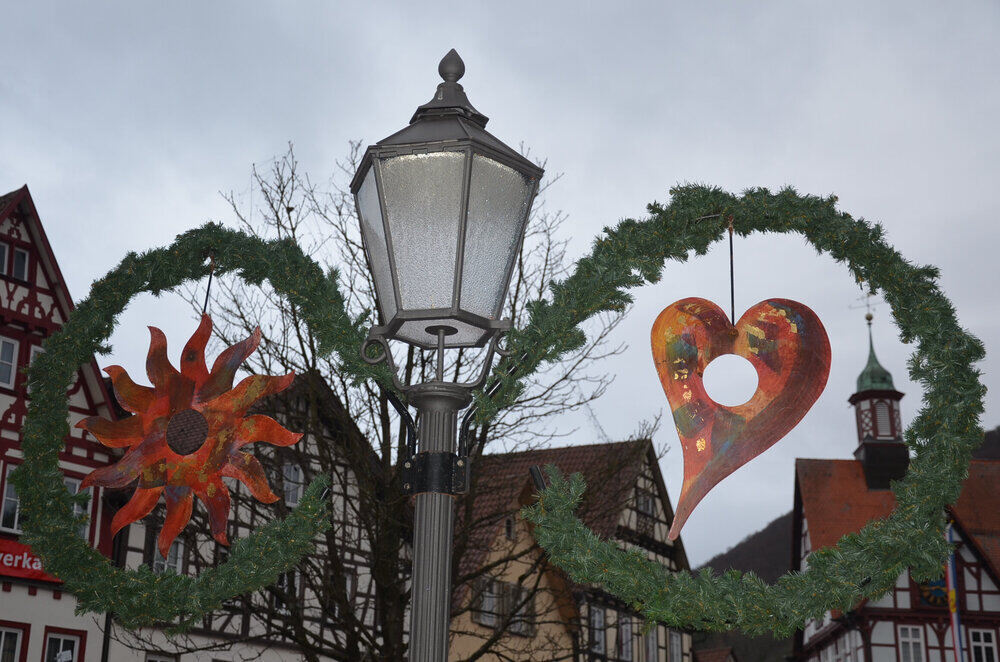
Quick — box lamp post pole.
[351,49,543,662]
[407,384,469,661]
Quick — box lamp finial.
[439,49,465,83]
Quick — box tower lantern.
[849,312,908,488]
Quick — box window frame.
[970,629,998,662]
[0,241,8,276]
[504,515,516,541]
[62,476,91,540]
[272,569,301,614]
[669,630,682,662]
[897,624,925,662]
[152,537,185,575]
[507,583,535,637]
[472,577,500,628]
[1,464,22,533]
[11,247,28,283]
[619,615,634,661]
[0,336,19,390]
[41,627,85,662]
[282,461,303,507]
[644,624,658,662]
[0,621,28,662]
[589,605,606,654]
[636,488,656,517]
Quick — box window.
[273,570,299,613]
[145,654,177,662]
[470,578,533,634]
[472,578,500,627]
[971,630,998,662]
[0,337,18,389]
[0,242,8,275]
[875,401,891,437]
[282,461,303,506]
[636,488,655,516]
[63,477,91,539]
[11,248,28,282]
[508,584,535,637]
[44,633,79,662]
[0,627,23,662]
[26,345,44,394]
[504,516,516,541]
[153,538,184,574]
[669,630,682,662]
[619,616,633,661]
[898,625,924,662]
[645,625,658,662]
[1,465,22,532]
[590,606,606,654]
[326,568,358,620]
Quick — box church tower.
[848,312,908,488]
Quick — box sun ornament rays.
[78,315,301,558]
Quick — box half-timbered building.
[452,439,694,662]
[792,320,1000,662]
[0,185,121,662]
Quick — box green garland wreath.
[518,185,986,636]
[10,223,386,629]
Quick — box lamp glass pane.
[379,151,466,310]
[460,154,535,318]
[356,168,397,321]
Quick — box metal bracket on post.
[401,452,470,495]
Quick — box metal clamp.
[401,452,470,496]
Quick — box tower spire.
[857,311,895,392]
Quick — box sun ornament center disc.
[165,408,209,456]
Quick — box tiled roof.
[0,187,24,215]
[796,458,1000,577]
[795,459,896,552]
[455,439,652,589]
[694,646,736,662]
[951,460,1000,577]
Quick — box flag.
[946,522,965,662]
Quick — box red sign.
[0,537,61,583]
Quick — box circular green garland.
[10,223,385,629]
[519,185,986,636]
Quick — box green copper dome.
[857,320,895,392]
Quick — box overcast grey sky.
[2,2,998,567]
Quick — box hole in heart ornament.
[651,297,831,540]
[703,354,759,406]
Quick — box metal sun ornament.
[651,297,831,540]
[77,314,302,557]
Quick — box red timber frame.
[0,186,117,567]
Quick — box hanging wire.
[201,255,215,316]
[727,215,735,325]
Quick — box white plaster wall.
[871,621,895,645]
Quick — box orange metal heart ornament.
[651,297,831,540]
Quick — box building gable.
[0,186,117,560]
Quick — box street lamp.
[350,49,543,662]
